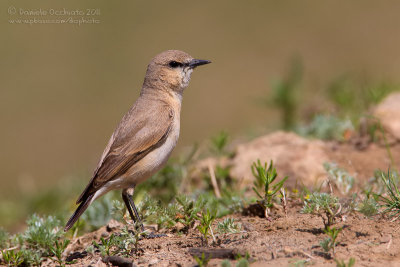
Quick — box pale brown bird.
[64,50,211,232]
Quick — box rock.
[65,251,88,262]
[94,259,107,267]
[174,222,185,232]
[106,219,122,232]
[229,131,329,188]
[373,92,400,142]
[103,255,136,267]
[148,258,160,265]
[380,234,392,244]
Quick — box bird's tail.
[64,194,94,232]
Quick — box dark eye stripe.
[168,61,183,68]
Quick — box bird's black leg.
[122,188,145,232]
[121,188,166,239]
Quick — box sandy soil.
[57,141,400,267]
[62,203,400,267]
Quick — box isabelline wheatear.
[64,50,211,232]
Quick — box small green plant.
[335,257,355,267]
[369,169,399,195]
[302,192,341,229]
[176,195,207,230]
[193,252,211,267]
[289,259,311,267]
[138,195,175,229]
[90,224,144,258]
[357,190,379,217]
[235,252,251,267]
[81,193,116,231]
[0,228,9,249]
[110,226,139,256]
[197,209,216,245]
[217,218,241,234]
[236,258,249,267]
[221,260,231,267]
[1,249,24,266]
[270,56,303,130]
[97,234,117,256]
[85,244,96,255]
[50,239,70,266]
[297,114,354,141]
[221,258,250,267]
[324,162,355,195]
[23,214,63,253]
[252,160,288,218]
[20,248,42,266]
[375,169,400,220]
[210,131,230,156]
[130,221,147,253]
[320,226,342,256]
[111,199,127,222]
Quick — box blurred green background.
[2,0,400,230]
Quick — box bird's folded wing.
[76,101,174,204]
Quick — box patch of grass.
[221,259,232,267]
[297,114,354,141]
[324,162,355,195]
[201,190,245,218]
[327,76,399,123]
[302,193,341,230]
[90,226,143,257]
[235,252,251,266]
[0,214,70,266]
[79,192,118,232]
[97,234,117,256]
[335,257,356,267]
[176,195,207,230]
[320,226,342,256]
[50,239,70,266]
[139,196,179,230]
[1,249,24,266]
[270,56,303,130]
[193,252,211,267]
[0,228,9,249]
[357,190,379,217]
[252,160,288,218]
[370,169,400,195]
[221,257,251,267]
[374,169,400,220]
[22,214,64,255]
[217,218,241,234]
[289,259,312,267]
[235,258,250,267]
[210,131,230,156]
[197,209,216,245]
[138,189,244,233]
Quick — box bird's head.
[143,50,211,95]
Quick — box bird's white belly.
[92,121,180,201]
[124,118,180,186]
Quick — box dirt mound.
[229,131,330,188]
[373,92,400,141]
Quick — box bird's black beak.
[188,59,211,69]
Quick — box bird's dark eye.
[168,61,182,68]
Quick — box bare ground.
[62,204,400,267]
[56,141,400,267]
